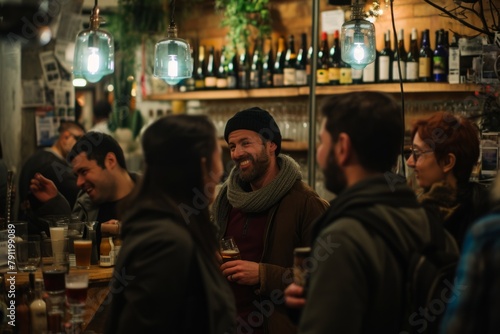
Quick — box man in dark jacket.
[284,92,458,333]
[213,107,329,334]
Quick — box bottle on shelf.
[273,36,286,87]
[448,33,460,84]
[418,29,433,82]
[204,46,218,89]
[392,29,407,82]
[262,38,274,87]
[433,29,448,82]
[217,47,228,89]
[227,48,238,89]
[339,56,352,85]
[284,34,297,86]
[306,44,313,85]
[316,31,330,85]
[30,279,48,333]
[194,45,206,90]
[238,46,250,89]
[362,50,377,84]
[378,30,392,83]
[406,28,419,82]
[295,33,308,86]
[328,30,341,85]
[250,39,263,88]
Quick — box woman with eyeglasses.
[406,111,489,249]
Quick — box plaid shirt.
[440,212,500,334]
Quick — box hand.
[30,173,58,203]
[220,260,259,286]
[101,219,121,236]
[284,283,306,309]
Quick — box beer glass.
[293,247,311,287]
[220,236,241,263]
[41,238,70,295]
[73,240,92,269]
[65,273,89,332]
[15,238,41,272]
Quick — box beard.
[237,147,271,184]
[323,150,347,195]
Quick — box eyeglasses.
[410,147,434,161]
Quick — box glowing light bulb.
[353,44,365,62]
[167,55,179,77]
[87,47,100,73]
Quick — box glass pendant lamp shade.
[72,2,114,83]
[154,24,193,85]
[341,0,376,70]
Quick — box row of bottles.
[179,27,458,91]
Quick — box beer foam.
[66,281,88,289]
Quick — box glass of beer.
[65,273,89,306]
[293,247,311,287]
[73,240,92,269]
[220,236,241,263]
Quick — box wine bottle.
[316,31,330,85]
[227,48,238,89]
[418,29,433,82]
[433,29,448,82]
[362,54,376,84]
[392,29,407,82]
[284,34,297,86]
[328,30,341,85]
[238,46,250,89]
[295,33,308,86]
[339,57,352,85]
[217,47,228,89]
[250,39,263,88]
[204,46,217,89]
[448,33,460,84]
[306,44,313,85]
[273,36,286,87]
[194,45,206,90]
[262,38,274,87]
[406,28,419,82]
[378,30,392,82]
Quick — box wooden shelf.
[146,83,478,101]
[218,139,308,152]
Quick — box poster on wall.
[22,79,46,107]
[481,132,500,177]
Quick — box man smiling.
[212,107,328,334]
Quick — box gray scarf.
[213,154,302,228]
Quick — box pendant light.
[73,0,114,83]
[153,0,193,85]
[341,0,376,70]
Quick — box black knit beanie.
[224,107,282,155]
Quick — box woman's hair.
[125,114,219,260]
[410,111,480,185]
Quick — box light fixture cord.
[170,0,176,26]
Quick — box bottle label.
[284,68,297,86]
[432,56,446,74]
[295,70,307,85]
[328,68,340,83]
[100,255,112,266]
[216,78,228,88]
[378,56,390,81]
[195,79,205,90]
[392,61,406,81]
[273,74,284,87]
[204,76,217,88]
[406,62,418,81]
[316,69,329,84]
[227,76,237,89]
[419,58,431,78]
[339,68,352,84]
[362,62,376,83]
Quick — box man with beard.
[213,107,329,334]
[29,132,136,245]
[284,92,458,333]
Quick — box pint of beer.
[74,240,92,269]
[220,237,241,263]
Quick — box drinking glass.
[73,240,92,269]
[65,273,89,332]
[41,238,70,295]
[11,221,28,241]
[15,237,41,272]
[293,247,311,287]
[220,236,241,263]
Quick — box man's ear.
[104,152,118,169]
[335,133,352,166]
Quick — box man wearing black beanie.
[213,106,329,334]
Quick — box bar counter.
[2,265,113,331]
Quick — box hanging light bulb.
[341,0,376,70]
[153,0,193,85]
[73,0,114,83]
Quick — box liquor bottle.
[418,29,433,82]
[406,28,419,82]
[448,33,460,84]
[194,45,206,90]
[227,49,238,89]
[433,29,448,82]
[238,46,250,89]
[250,39,263,88]
[306,44,313,85]
[339,57,352,85]
[217,47,228,89]
[273,36,286,87]
[328,30,341,85]
[262,38,274,87]
[204,46,217,89]
[392,29,407,82]
[30,279,48,333]
[378,30,392,82]
[283,34,297,86]
[316,31,330,85]
[295,33,308,86]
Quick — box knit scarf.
[213,154,302,226]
